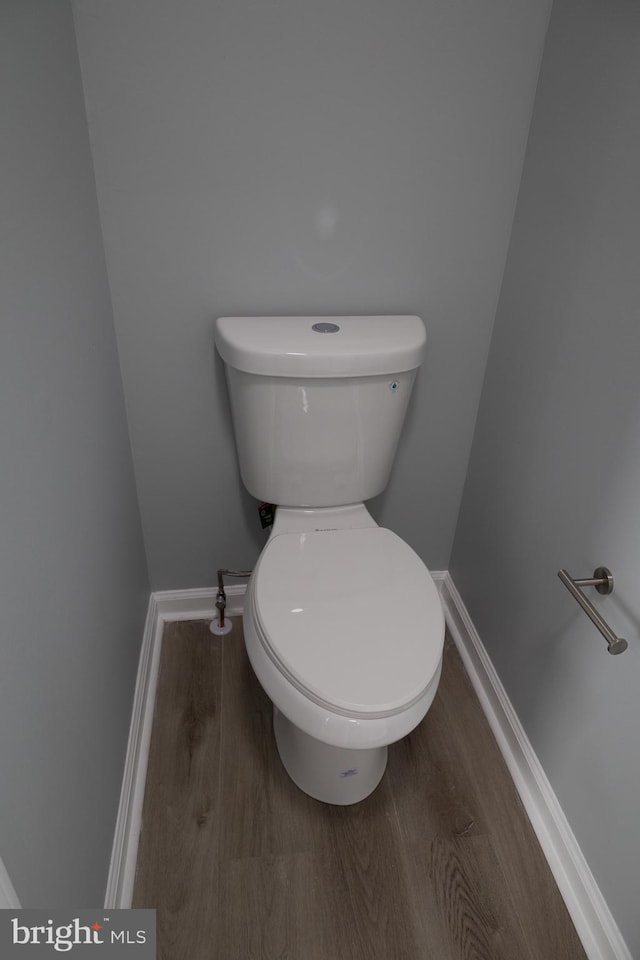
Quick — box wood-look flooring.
[133,619,588,960]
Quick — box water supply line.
[211,568,252,636]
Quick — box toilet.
[214,315,445,804]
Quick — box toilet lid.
[253,527,444,718]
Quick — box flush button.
[312,322,340,333]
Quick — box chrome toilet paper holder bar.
[557,567,628,655]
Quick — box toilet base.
[273,707,388,805]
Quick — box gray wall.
[72,0,552,589]
[451,0,640,953]
[0,1,149,905]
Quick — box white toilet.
[214,315,445,804]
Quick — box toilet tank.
[214,316,426,508]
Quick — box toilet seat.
[252,527,444,719]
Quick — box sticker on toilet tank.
[339,768,358,778]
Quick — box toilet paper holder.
[557,567,628,655]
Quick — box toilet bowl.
[243,505,444,804]
[214,315,445,804]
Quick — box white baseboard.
[438,572,631,960]
[152,585,247,622]
[104,587,245,908]
[106,574,630,960]
[0,854,20,908]
[104,594,163,907]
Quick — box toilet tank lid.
[215,315,426,377]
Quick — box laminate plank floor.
[133,619,588,960]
